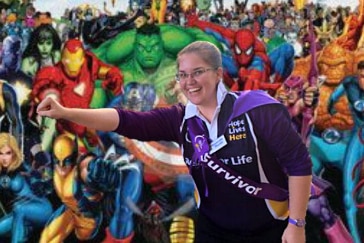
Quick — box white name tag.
[210,135,227,154]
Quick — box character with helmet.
[32,38,123,153]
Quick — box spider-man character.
[187,14,294,95]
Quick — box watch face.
[289,218,306,227]
[296,219,306,227]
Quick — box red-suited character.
[32,39,123,152]
[187,14,292,95]
[233,29,273,91]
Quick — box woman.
[21,24,62,77]
[37,41,312,243]
[0,133,52,243]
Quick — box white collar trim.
[184,81,228,119]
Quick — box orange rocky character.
[304,42,357,243]
[315,43,354,132]
[292,42,356,133]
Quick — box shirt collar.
[184,81,228,119]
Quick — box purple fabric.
[186,93,289,201]
[114,104,184,143]
[229,90,280,118]
[114,93,312,177]
[247,103,312,176]
[113,90,312,232]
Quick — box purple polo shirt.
[114,90,312,233]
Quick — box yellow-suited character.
[150,0,167,24]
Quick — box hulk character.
[92,23,223,106]
[92,25,203,242]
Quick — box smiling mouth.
[188,88,201,93]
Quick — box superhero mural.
[0,0,364,242]
[91,22,228,242]
[289,1,364,241]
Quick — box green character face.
[135,33,163,69]
[37,30,54,59]
[37,38,53,59]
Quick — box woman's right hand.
[36,96,66,119]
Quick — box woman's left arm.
[282,175,312,243]
[249,103,312,243]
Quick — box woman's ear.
[217,67,224,80]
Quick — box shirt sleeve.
[113,104,184,143]
[248,103,312,176]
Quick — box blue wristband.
[288,217,306,227]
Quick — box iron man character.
[32,38,123,153]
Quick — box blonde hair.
[0,133,23,173]
[177,41,222,69]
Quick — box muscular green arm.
[161,24,224,57]
[21,57,39,77]
[93,29,136,65]
[93,24,224,65]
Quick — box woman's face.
[178,53,220,108]
[37,37,53,59]
[0,145,13,168]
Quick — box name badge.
[210,135,227,154]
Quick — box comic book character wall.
[0,0,363,242]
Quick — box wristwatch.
[288,218,306,227]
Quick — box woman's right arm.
[37,96,120,132]
[37,96,184,142]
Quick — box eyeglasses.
[175,67,216,82]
